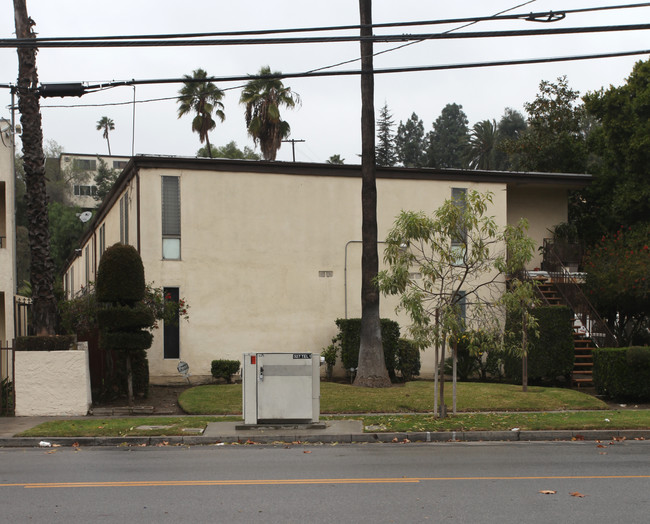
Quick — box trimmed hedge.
[211,360,241,383]
[97,305,155,331]
[335,318,402,381]
[504,306,575,385]
[16,335,76,351]
[593,347,650,400]
[96,243,146,303]
[100,331,154,351]
[395,339,421,381]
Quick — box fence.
[1,341,14,416]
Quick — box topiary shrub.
[96,243,154,403]
[96,243,146,304]
[335,318,401,381]
[504,306,574,385]
[593,347,650,400]
[395,338,421,381]
[211,360,241,383]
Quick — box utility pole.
[14,0,57,335]
[354,0,390,387]
[281,138,305,162]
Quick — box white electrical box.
[242,352,320,425]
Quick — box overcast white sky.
[1,1,648,163]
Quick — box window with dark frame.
[163,287,180,359]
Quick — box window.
[457,290,467,326]
[451,188,468,263]
[163,287,180,359]
[73,185,97,196]
[113,160,128,169]
[119,194,129,245]
[70,266,75,297]
[162,176,181,259]
[99,223,106,257]
[73,158,97,171]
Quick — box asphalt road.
[1,440,649,523]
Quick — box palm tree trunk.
[14,0,56,335]
[354,0,390,388]
[106,133,111,156]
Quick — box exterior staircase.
[532,275,595,387]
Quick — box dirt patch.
[93,385,191,415]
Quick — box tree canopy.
[197,141,261,160]
[375,102,397,167]
[426,103,469,169]
[177,69,225,158]
[240,66,300,161]
[395,113,426,168]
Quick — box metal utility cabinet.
[242,352,320,425]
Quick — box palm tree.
[96,116,115,156]
[177,69,225,158]
[467,119,497,170]
[239,66,300,161]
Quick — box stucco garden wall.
[15,346,92,416]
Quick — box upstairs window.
[119,194,129,245]
[73,159,97,171]
[162,176,181,260]
[451,188,468,264]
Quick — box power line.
[27,47,649,109]
[3,23,650,48]
[6,3,650,44]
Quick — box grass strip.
[17,411,650,438]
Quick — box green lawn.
[178,381,607,415]
[20,381,639,438]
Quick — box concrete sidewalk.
[1,415,650,447]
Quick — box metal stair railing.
[544,247,618,348]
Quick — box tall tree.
[375,102,397,167]
[177,69,225,158]
[94,158,120,203]
[426,103,469,169]
[580,59,650,244]
[356,0,391,387]
[96,116,115,156]
[395,112,426,167]
[14,0,57,335]
[504,76,587,174]
[494,107,527,171]
[466,119,497,170]
[239,66,300,161]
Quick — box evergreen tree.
[375,102,397,167]
[494,108,527,171]
[395,112,426,167]
[426,103,469,169]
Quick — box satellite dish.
[78,211,92,223]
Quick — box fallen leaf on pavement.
[570,492,586,498]
[539,490,556,495]
[303,450,312,454]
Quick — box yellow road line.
[1,475,649,489]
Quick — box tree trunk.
[354,0,390,388]
[522,314,528,392]
[439,335,447,418]
[452,339,457,415]
[106,134,111,156]
[14,0,56,335]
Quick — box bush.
[96,243,146,303]
[211,359,241,383]
[1,378,13,416]
[504,306,574,385]
[335,318,401,381]
[96,304,155,331]
[395,339,421,381]
[593,347,650,400]
[321,341,338,380]
[16,335,76,351]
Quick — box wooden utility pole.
[14,0,56,335]
[354,0,391,387]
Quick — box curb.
[1,429,648,448]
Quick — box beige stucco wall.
[507,185,568,269]
[14,348,92,416]
[135,168,510,381]
[63,162,574,384]
[0,119,15,343]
